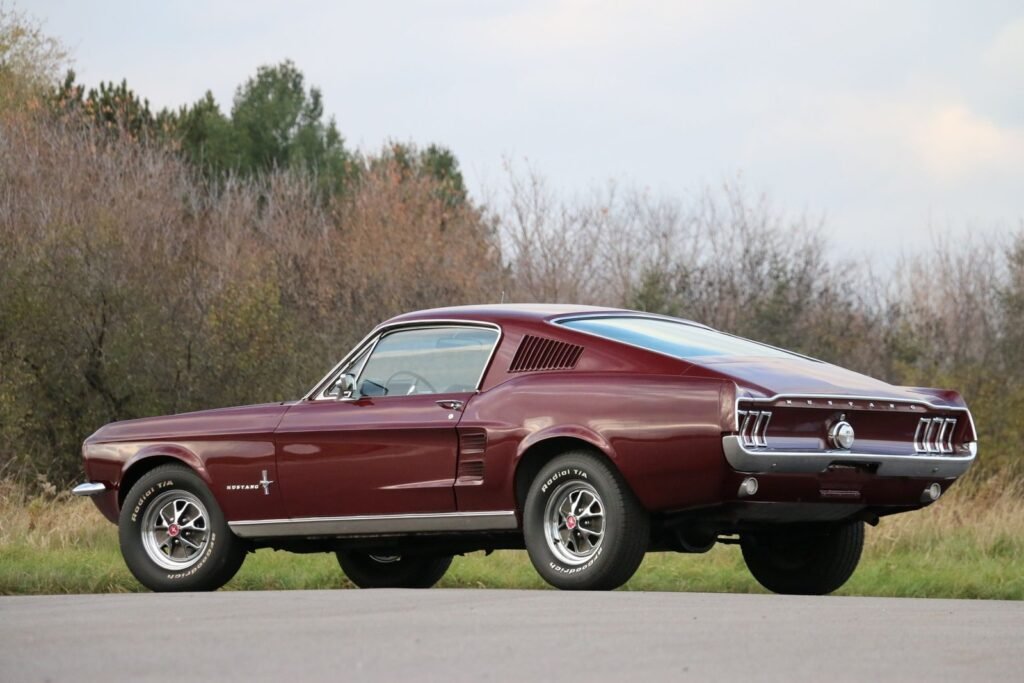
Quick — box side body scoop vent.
[509,335,584,373]
[457,429,488,482]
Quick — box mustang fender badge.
[226,470,274,495]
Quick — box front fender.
[121,443,213,487]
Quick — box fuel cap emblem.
[829,421,855,449]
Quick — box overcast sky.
[26,0,1024,262]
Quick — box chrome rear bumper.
[722,435,976,478]
[71,482,108,497]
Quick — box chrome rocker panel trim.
[71,482,107,497]
[722,435,977,478]
[229,510,519,539]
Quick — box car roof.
[383,303,704,328]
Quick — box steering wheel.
[385,370,437,395]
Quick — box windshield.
[559,316,800,360]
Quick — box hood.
[686,356,955,405]
[86,402,293,443]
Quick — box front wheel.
[741,521,865,595]
[118,464,247,592]
[336,552,452,588]
[523,451,649,590]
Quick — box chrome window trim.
[313,335,381,402]
[304,319,503,402]
[551,313,821,364]
[552,311,714,330]
[228,510,518,539]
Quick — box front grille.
[914,417,957,454]
[738,410,772,448]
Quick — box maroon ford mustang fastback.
[74,304,977,593]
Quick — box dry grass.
[0,478,112,551]
[1,475,1021,598]
[868,472,1024,556]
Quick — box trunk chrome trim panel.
[722,435,976,478]
[228,510,518,539]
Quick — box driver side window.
[357,326,498,397]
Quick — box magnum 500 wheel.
[523,451,649,590]
[118,464,247,592]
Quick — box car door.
[275,324,500,519]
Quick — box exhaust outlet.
[921,483,942,503]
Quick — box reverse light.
[738,477,759,498]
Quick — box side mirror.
[327,373,357,398]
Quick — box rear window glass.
[559,317,797,360]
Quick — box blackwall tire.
[336,552,452,588]
[118,464,247,592]
[523,450,649,590]
[741,521,865,595]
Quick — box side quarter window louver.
[509,334,584,373]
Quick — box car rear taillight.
[913,417,957,454]
[738,410,772,448]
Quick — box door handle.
[435,399,464,412]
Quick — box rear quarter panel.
[458,372,729,513]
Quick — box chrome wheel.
[544,481,605,565]
[140,490,211,571]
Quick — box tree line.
[1,7,1020,484]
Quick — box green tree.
[227,60,353,191]
[169,91,239,175]
[50,71,171,141]
[372,142,468,209]
[630,267,682,318]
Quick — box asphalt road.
[1,590,1021,682]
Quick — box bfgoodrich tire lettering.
[523,451,649,590]
[119,464,247,592]
[741,521,865,595]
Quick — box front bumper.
[71,482,108,497]
[722,435,976,478]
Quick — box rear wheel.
[741,521,865,595]
[523,451,649,590]
[336,551,452,588]
[119,464,247,592]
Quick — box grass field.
[2,475,1022,598]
